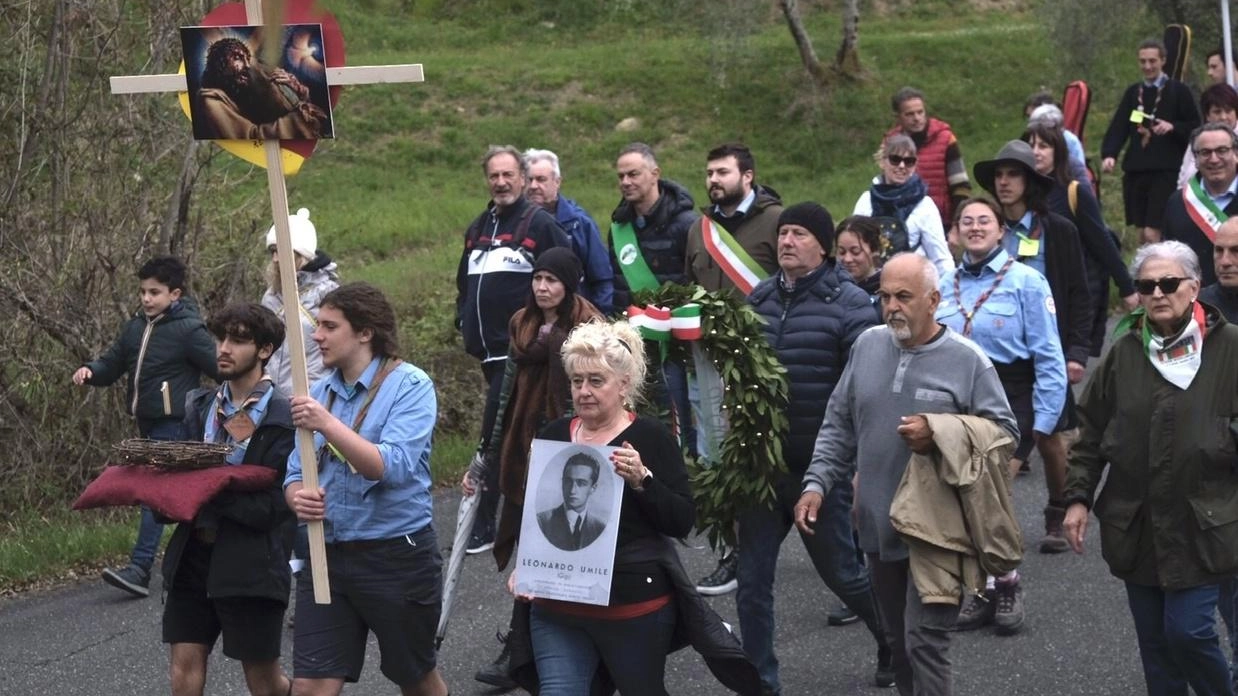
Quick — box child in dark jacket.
[72,255,219,598]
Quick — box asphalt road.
[0,459,1162,696]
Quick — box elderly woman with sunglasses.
[1064,240,1238,696]
[853,133,955,277]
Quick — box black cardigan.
[1036,211,1095,367]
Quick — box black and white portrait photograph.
[515,439,623,605]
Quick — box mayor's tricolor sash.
[610,222,660,293]
[700,216,768,295]
[1183,177,1229,243]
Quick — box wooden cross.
[110,0,424,604]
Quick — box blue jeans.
[530,602,675,696]
[130,418,181,571]
[1218,577,1238,673]
[663,360,696,460]
[1125,581,1235,696]
[735,474,884,694]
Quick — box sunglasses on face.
[887,154,918,167]
[1134,277,1186,295]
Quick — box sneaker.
[827,603,860,626]
[874,643,895,688]
[101,564,150,598]
[994,580,1025,635]
[695,551,738,596]
[466,531,495,556]
[953,589,995,631]
[474,631,517,692]
[1018,460,1031,475]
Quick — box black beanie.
[777,202,835,252]
[533,247,583,294]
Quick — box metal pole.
[1224,0,1234,88]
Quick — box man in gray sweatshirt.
[794,253,1017,696]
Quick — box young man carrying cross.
[161,302,295,696]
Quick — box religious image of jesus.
[536,453,606,551]
[189,34,328,140]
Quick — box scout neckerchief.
[1135,77,1164,147]
[1004,215,1043,261]
[954,252,1017,337]
[700,215,769,295]
[609,221,660,294]
[208,377,274,462]
[321,357,403,472]
[1183,176,1230,243]
[1114,302,1208,390]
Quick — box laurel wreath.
[633,283,789,550]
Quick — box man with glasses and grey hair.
[457,145,570,556]
[523,148,614,314]
[1162,122,1238,287]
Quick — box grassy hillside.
[5,0,1175,589]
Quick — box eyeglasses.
[887,154,918,167]
[957,216,996,228]
[1134,277,1187,295]
[1193,146,1234,159]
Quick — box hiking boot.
[474,632,517,692]
[953,589,995,631]
[466,531,495,556]
[101,564,151,598]
[994,579,1025,635]
[1039,505,1071,554]
[827,602,860,626]
[695,551,738,596]
[875,643,895,688]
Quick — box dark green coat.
[83,297,219,421]
[1065,304,1238,589]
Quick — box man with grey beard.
[795,253,1017,695]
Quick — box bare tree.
[779,0,864,88]
[0,0,264,517]
[779,0,830,86]
[836,0,862,77]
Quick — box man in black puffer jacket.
[608,142,699,309]
[740,203,891,694]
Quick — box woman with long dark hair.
[1023,123,1138,356]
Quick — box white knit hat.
[265,207,317,260]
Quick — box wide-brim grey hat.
[973,139,1055,198]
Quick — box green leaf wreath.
[632,282,789,551]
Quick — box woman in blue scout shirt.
[936,197,1067,637]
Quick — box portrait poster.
[514,438,623,605]
[180,24,335,140]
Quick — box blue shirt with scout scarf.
[204,379,274,464]
[284,357,437,542]
[936,248,1067,434]
[1000,210,1048,277]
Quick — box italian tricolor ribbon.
[627,303,702,342]
[701,216,768,295]
[1183,177,1229,243]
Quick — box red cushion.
[73,464,279,522]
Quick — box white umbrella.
[436,451,485,647]
[436,360,515,647]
